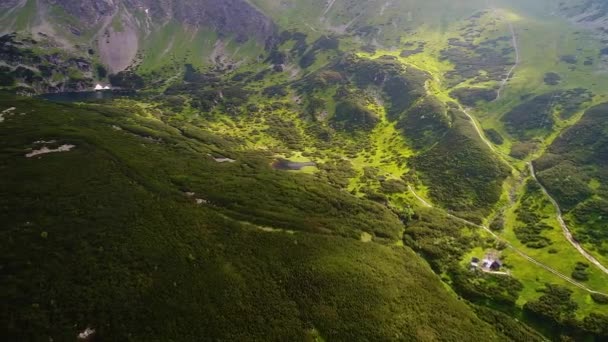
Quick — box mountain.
[2,0,608,341]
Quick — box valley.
[1,0,608,341]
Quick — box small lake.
[39,90,135,103]
[272,159,316,171]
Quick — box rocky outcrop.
[0,0,23,8]
[98,9,140,73]
[0,33,96,94]
[166,0,276,44]
[1,0,277,72]
[560,0,608,32]
[44,0,118,24]
[39,0,276,44]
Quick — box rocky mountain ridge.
[1,0,276,73]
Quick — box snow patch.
[26,144,75,158]
[208,154,235,163]
[183,191,208,205]
[214,157,236,163]
[77,327,95,340]
[1,107,16,123]
[94,84,111,91]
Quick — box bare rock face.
[1,0,277,75]
[45,0,119,24]
[98,12,140,73]
[164,0,276,44]
[0,0,24,8]
[41,0,276,44]
[560,0,608,32]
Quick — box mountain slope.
[2,0,608,340]
[0,95,504,341]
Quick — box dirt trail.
[457,103,518,176]
[458,104,496,153]
[495,16,520,100]
[411,0,608,294]
[407,185,432,208]
[322,0,337,17]
[380,1,392,17]
[456,97,608,281]
[408,186,608,295]
[529,163,608,276]
[457,86,608,282]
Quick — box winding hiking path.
[529,163,608,276]
[457,104,518,175]
[457,104,496,153]
[457,101,608,281]
[408,186,608,295]
[495,12,521,100]
[457,92,608,280]
[409,1,608,295]
[407,185,432,208]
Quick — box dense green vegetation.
[403,207,480,272]
[451,87,497,107]
[524,284,608,340]
[396,96,451,150]
[513,181,554,249]
[0,33,96,94]
[501,89,592,140]
[411,110,510,219]
[1,95,508,341]
[440,12,513,87]
[3,0,608,339]
[536,103,608,256]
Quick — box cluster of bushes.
[268,31,340,70]
[535,162,592,211]
[330,98,379,132]
[335,54,428,118]
[399,41,426,57]
[164,65,256,115]
[450,87,497,106]
[513,181,554,248]
[570,198,608,251]
[571,261,590,281]
[509,140,539,159]
[264,114,303,149]
[440,16,513,87]
[591,293,608,304]
[544,72,561,85]
[501,89,592,139]
[316,159,357,189]
[483,128,504,145]
[450,267,524,306]
[560,55,578,64]
[411,111,510,218]
[396,96,451,149]
[524,284,608,340]
[298,35,340,68]
[501,92,558,139]
[472,306,545,341]
[403,207,482,272]
[109,70,144,89]
[510,100,608,257]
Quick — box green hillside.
[2,0,608,340]
[1,95,508,341]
